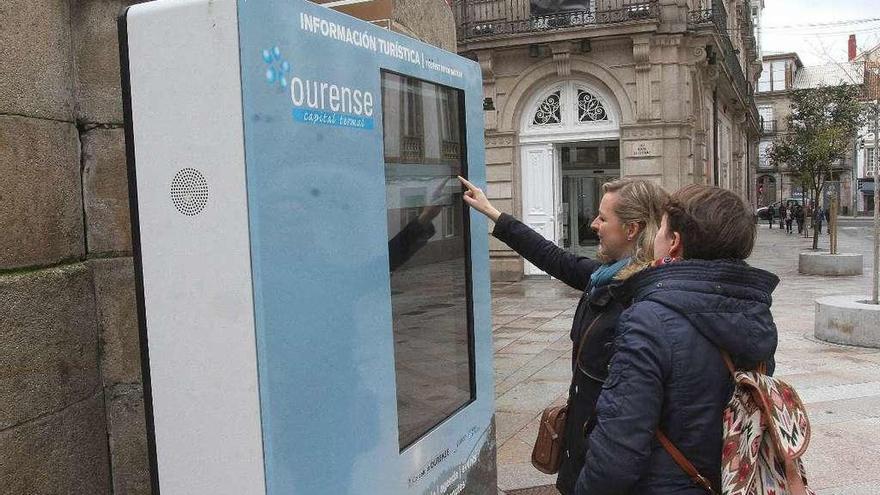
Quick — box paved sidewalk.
[491,223,880,494]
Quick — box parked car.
[756,198,804,220]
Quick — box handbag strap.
[655,349,746,495]
[656,430,716,494]
[575,313,601,366]
[720,350,767,377]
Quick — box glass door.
[556,141,620,258]
[561,173,601,256]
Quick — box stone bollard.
[798,252,863,276]
[815,296,880,348]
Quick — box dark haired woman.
[576,184,780,495]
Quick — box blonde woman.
[458,176,667,495]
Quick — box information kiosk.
[119,1,493,493]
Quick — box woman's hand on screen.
[458,176,501,222]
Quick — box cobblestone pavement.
[491,221,880,494]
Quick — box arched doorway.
[757,174,777,206]
[518,80,621,275]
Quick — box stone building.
[754,49,863,214]
[854,42,880,214]
[0,1,455,493]
[453,0,764,280]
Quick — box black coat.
[492,213,628,495]
[575,260,779,495]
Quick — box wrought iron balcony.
[760,119,778,134]
[687,8,714,25]
[688,0,759,125]
[453,0,660,42]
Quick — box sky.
[760,0,880,66]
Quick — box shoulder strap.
[720,350,767,376]
[655,349,739,494]
[656,431,716,494]
[574,314,600,366]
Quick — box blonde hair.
[601,178,668,280]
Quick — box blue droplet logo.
[261,45,292,92]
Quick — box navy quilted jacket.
[576,260,779,495]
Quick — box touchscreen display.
[381,71,475,450]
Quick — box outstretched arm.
[458,176,600,291]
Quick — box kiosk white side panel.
[124,1,266,493]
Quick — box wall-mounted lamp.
[580,39,591,53]
[529,44,540,58]
[483,97,495,111]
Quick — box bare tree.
[767,84,866,250]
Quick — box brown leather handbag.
[531,315,599,474]
[531,404,568,474]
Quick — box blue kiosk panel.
[120,0,493,493]
[239,2,493,493]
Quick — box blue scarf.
[589,257,631,292]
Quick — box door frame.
[560,167,620,257]
[517,80,621,276]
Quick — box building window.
[758,60,788,92]
[758,63,771,92]
[758,106,775,132]
[577,90,608,122]
[772,61,786,90]
[533,90,562,125]
[759,141,772,168]
[868,147,877,176]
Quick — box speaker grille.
[170,168,209,216]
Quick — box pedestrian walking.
[767,203,775,229]
[795,204,805,234]
[824,206,831,234]
[785,204,794,234]
[778,203,787,230]
[459,176,667,495]
[575,185,778,495]
[814,205,825,235]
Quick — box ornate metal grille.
[577,90,608,122]
[533,91,562,125]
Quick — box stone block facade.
[0,116,84,269]
[0,0,148,493]
[393,0,457,52]
[456,0,763,280]
[0,263,111,490]
[83,128,132,255]
[0,0,76,121]
[0,1,459,493]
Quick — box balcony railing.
[453,0,660,42]
[760,119,778,134]
[688,0,758,124]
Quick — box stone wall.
[1,0,149,493]
[1,0,458,492]
[392,0,457,52]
